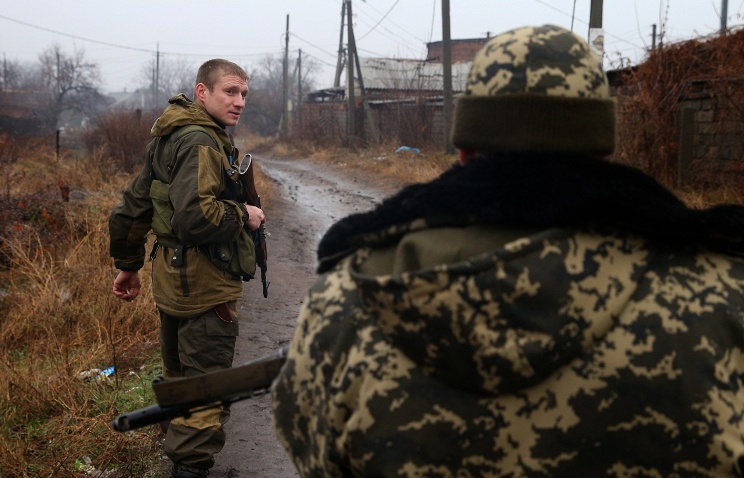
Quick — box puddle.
[256,156,388,240]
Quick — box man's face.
[196,73,249,126]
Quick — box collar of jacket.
[317,152,744,273]
[150,94,231,148]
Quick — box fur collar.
[318,153,744,272]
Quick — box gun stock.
[112,347,287,433]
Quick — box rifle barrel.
[111,348,288,433]
[112,404,186,432]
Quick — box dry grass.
[0,134,275,477]
[0,141,164,477]
[243,136,742,210]
[678,183,744,209]
[244,136,459,189]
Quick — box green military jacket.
[109,94,248,316]
[272,153,744,477]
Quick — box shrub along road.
[208,155,398,477]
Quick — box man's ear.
[194,82,208,103]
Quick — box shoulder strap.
[174,124,242,201]
[173,124,222,150]
[150,124,225,183]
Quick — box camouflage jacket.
[273,154,744,477]
[109,94,247,316]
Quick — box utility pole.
[297,49,302,133]
[571,0,577,31]
[349,12,365,98]
[442,0,454,154]
[651,24,657,50]
[721,0,729,34]
[282,14,289,138]
[56,49,60,94]
[334,1,346,88]
[588,0,604,57]
[155,44,160,107]
[346,0,355,144]
[348,3,377,144]
[152,59,156,106]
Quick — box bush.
[83,108,158,173]
[613,28,744,196]
[0,143,163,476]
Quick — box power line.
[354,0,427,45]
[0,13,278,60]
[0,13,153,53]
[357,0,401,41]
[531,0,580,23]
[353,7,417,47]
[429,0,437,44]
[297,51,339,74]
[529,0,645,49]
[288,32,338,66]
[356,46,392,57]
[352,14,427,59]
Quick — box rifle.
[238,153,270,297]
[112,347,287,433]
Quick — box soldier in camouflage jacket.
[110,59,265,478]
[272,25,744,477]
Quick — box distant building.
[302,36,491,146]
[107,89,150,110]
[425,37,490,63]
[352,57,472,96]
[308,37,487,104]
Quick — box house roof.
[108,89,149,109]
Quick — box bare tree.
[242,54,284,135]
[138,56,197,109]
[0,58,25,91]
[37,44,103,130]
[242,52,318,136]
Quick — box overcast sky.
[0,0,737,93]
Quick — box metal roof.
[357,57,471,92]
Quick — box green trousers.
[159,302,239,473]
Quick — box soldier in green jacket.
[109,59,265,478]
[272,25,744,477]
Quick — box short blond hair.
[195,59,249,91]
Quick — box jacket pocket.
[203,228,256,281]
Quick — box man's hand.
[113,270,141,301]
[244,204,266,231]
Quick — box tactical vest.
[148,125,256,281]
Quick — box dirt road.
[208,155,399,477]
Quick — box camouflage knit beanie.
[452,24,615,155]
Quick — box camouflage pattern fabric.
[465,24,609,99]
[451,24,616,156]
[273,224,744,477]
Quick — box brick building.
[425,38,490,63]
